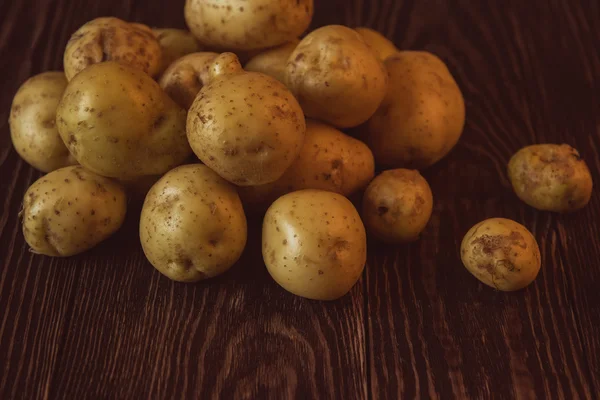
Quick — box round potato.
[56,62,191,180]
[184,0,313,51]
[64,17,162,80]
[285,25,388,128]
[262,189,367,300]
[362,169,433,242]
[153,28,202,75]
[187,53,306,186]
[508,144,593,212]
[245,40,299,84]
[461,218,541,291]
[355,27,399,60]
[140,164,247,282]
[9,72,77,172]
[365,51,465,169]
[21,166,127,257]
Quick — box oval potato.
[355,27,398,60]
[153,28,202,75]
[245,40,299,84]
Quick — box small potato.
[140,164,247,282]
[286,25,388,128]
[153,28,202,75]
[355,27,399,60]
[262,190,367,300]
[461,218,541,291]
[9,72,77,172]
[245,40,299,84]
[362,169,433,242]
[21,166,127,257]
[64,17,162,80]
[508,144,593,212]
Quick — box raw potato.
[355,27,399,60]
[362,169,433,243]
[245,40,299,84]
[21,166,127,257]
[184,0,313,51]
[187,53,306,186]
[140,164,247,282]
[64,17,162,80]
[9,72,77,172]
[56,62,191,180]
[153,28,202,75]
[508,144,593,212]
[159,52,219,110]
[286,25,388,128]
[366,51,465,169]
[262,190,367,300]
[461,218,541,291]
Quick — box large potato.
[21,166,127,257]
[184,0,313,51]
[245,40,299,84]
[366,51,465,169]
[187,53,306,186]
[64,17,162,80]
[153,28,202,75]
[56,62,191,180]
[262,190,367,300]
[285,25,388,128]
[140,164,247,282]
[355,27,399,60]
[9,72,77,172]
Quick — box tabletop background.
[1,0,599,399]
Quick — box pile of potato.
[10,0,594,300]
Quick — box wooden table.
[1,1,599,398]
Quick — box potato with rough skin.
[64,17,162,80]
[21,166,127,257]
[140,164,247,283]
[56,62,191,180]
[355,27,399,61]
[9,72,77,172]
[508,144,593,212]
[187,53,306,186]
[285,25,388,128]
[245,40,299,84]
[262,190,367,300]
[153,28,202,75]
[461,218,541,291]
[362,169,433,243]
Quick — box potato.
[184,0,313,51]
[461,218,541,291]
[56,62,191,180]
[153,28,202,75]
[355,27,399,60]
[9,72,77,173]
[245,40,299,84]
[64,17,162,80]
[140,164,247,282]
[21,166,126,257]
[508,144,593,212]
[285,25,388,128]
[187,53,306,186]
[159,52,219,110]
[365,51,465,169]
[262,190,367,300]
[239,120,374,209]
[362,169,433,242]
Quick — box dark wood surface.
[1,0,599,398]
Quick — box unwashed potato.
[461,218,541,291]
[159,52,219,110]
[187,53,306,186]
[508,144,593,212]
[355,27,399,60]
[9,72,77,172]
[262,189,367,300]
[286,25,388,128]
[153,28,202,75]
[184,0,313,51]
[64,17,162,80]
[21,166,127,257]
[365,51,465,169]
[245,40,299,84]
[362,169,433,243]
[56,62,191,180]
[140,164,247,282]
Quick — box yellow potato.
[153,28,202,75]
[245,40,299,84]
[355,27,399,60]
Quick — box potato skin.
[245,40,299,84]
[508,144,593,212]
[140,164,247,282]
[64,17,162,80]
[366,51,465,169]
[9,72,77,173]
[461,218,541,291]
[153,28,202,75]
[21,166,127,257]
[262,190,367,300]
[56,62,191,180]
[362,169,433,243]
[355,27,398,61]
